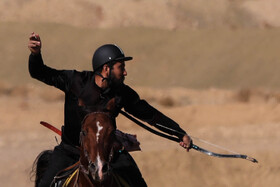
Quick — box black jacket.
[29,53,186,146]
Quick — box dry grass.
[158,96,176,107]
[234,88,280,104]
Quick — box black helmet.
[92,44,133,71]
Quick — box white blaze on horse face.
[96,121,103,143]
[97,153,103,180]
[96,121,104,180]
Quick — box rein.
[119,110,258,163]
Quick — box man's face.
[110,61,127,87]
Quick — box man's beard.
[110,73,124,88]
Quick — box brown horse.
[32,98,134,186]
[63,99,126,187]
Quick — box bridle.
[79,111,117,182]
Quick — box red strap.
[40,121,62,136]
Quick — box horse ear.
[78,98,85,106]
[106,98,116,112]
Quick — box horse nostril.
[102,163,109,173]
[89,162,96,173]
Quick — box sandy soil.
[1,0,280,186]
[1,85,280,187]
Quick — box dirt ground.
[1,85,280,187]
[1,1,280,186]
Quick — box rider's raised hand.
[28,32,41,55]
[180,134,193,152]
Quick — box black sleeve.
[28,53,74,92]
[123,85,186,139]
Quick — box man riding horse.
[28,32,192,187]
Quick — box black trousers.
[111,150,147,187]
[38,142,147,187]
[38,143,79,187]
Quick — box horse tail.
[30,150,53,187]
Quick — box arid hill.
[1,0,280,89]
[1,0,280,29]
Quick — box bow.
[191,143,258,163]
[119,111,258,163]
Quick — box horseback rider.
[28,32,192,187]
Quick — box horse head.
[79,98,122,182]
